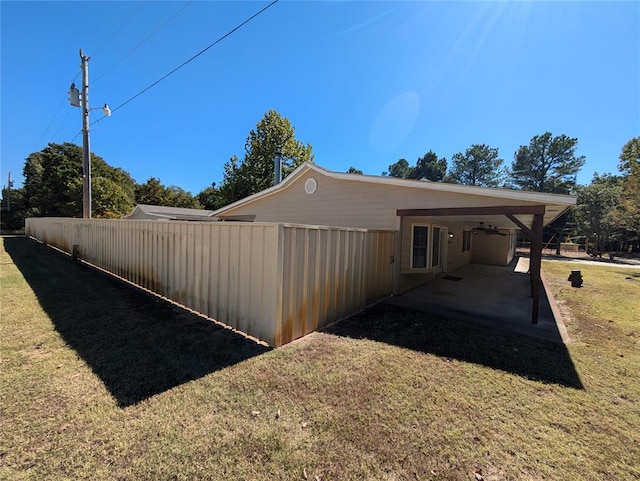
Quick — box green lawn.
[1,236,639,480]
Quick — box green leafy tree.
[384,158,412,178]
[197,182,225,210]
[346,166,363,174]
[616,137,640,234]
[509,132,585,193]
[384,152,447,181]
[218,156,251,207]
[92,177,138,219]
[166,186,202,208]
[1,187,28,231]
[135,177,169,205]
[409,151,447,181]
[574,173,624,258]
[448,144,504,187]
[219,110,314,205]
[135,177,201,208]
[22,142,136,218]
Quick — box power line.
[50,107,76,144]
[91,0,279,127]
[34,97,66,149]
[90,1,148,58]
[32,3,146,152]
[93,1,192,84]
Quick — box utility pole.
[6,172,13,212]
[69,50,109,218]
[80,49,92,219]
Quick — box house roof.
[211,162,576,229]
[123,204,217,221]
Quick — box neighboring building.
[211,162,575,294]
[123,204,217,222]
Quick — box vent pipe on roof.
[274,151,283,185]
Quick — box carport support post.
[506,212,545,325]
[530,214,544,325]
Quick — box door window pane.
[412,226,428,268]
[432,227,441,268]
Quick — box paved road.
[540,256,640,269]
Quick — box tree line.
[0,110,313,229]
[1,109,638,255]
[380,134,639,255]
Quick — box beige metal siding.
[218,170,551,230]
[471,230,514,265]
[275,226,395,345]
[26,218,280,344]
[446,228,473,272]
[25,218,394,346]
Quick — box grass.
[1,236,639,480]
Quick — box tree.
[384,158,411,178]
[448,144,504,187]
[135,177,169,206]
[135,177,201,208]
[1,187,28,231]
[165,186,202,208]
[346,166,363,175]
[509,132,585,193]
[219,110,314,205]
[22,142,136,218]
[617,137,640,234]
[93,177,137,218]
[384,152,447,181]
[573,173,624,258]
[197,182,225,210]
[619,136,640,173]
[409,151,447,181]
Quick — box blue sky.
[2,1,638,196]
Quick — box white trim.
[408,222,449,273]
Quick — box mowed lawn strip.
[1,236,638,480]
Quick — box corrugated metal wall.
[26,218,394,346]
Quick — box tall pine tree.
[509,132,585,193]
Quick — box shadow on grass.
[324,302,584,389]
[4,237,270,407]
[619,271,640,278]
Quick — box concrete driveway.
[387,257,570,343]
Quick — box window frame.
[409,223,446,271]
[410,224,429,269]
[432,226,441,268]
[462,230,472,253]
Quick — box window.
[411,224,444,270]
[462,230,472,253]
[412,225,428,268]
[432,227,441,267]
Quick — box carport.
[387,256,570,343]
[397,205,548,325]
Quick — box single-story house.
[211,162,576,323]
[123,204,217,222]
[211,162,575,292]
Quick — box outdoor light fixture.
[102,104,111,116]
